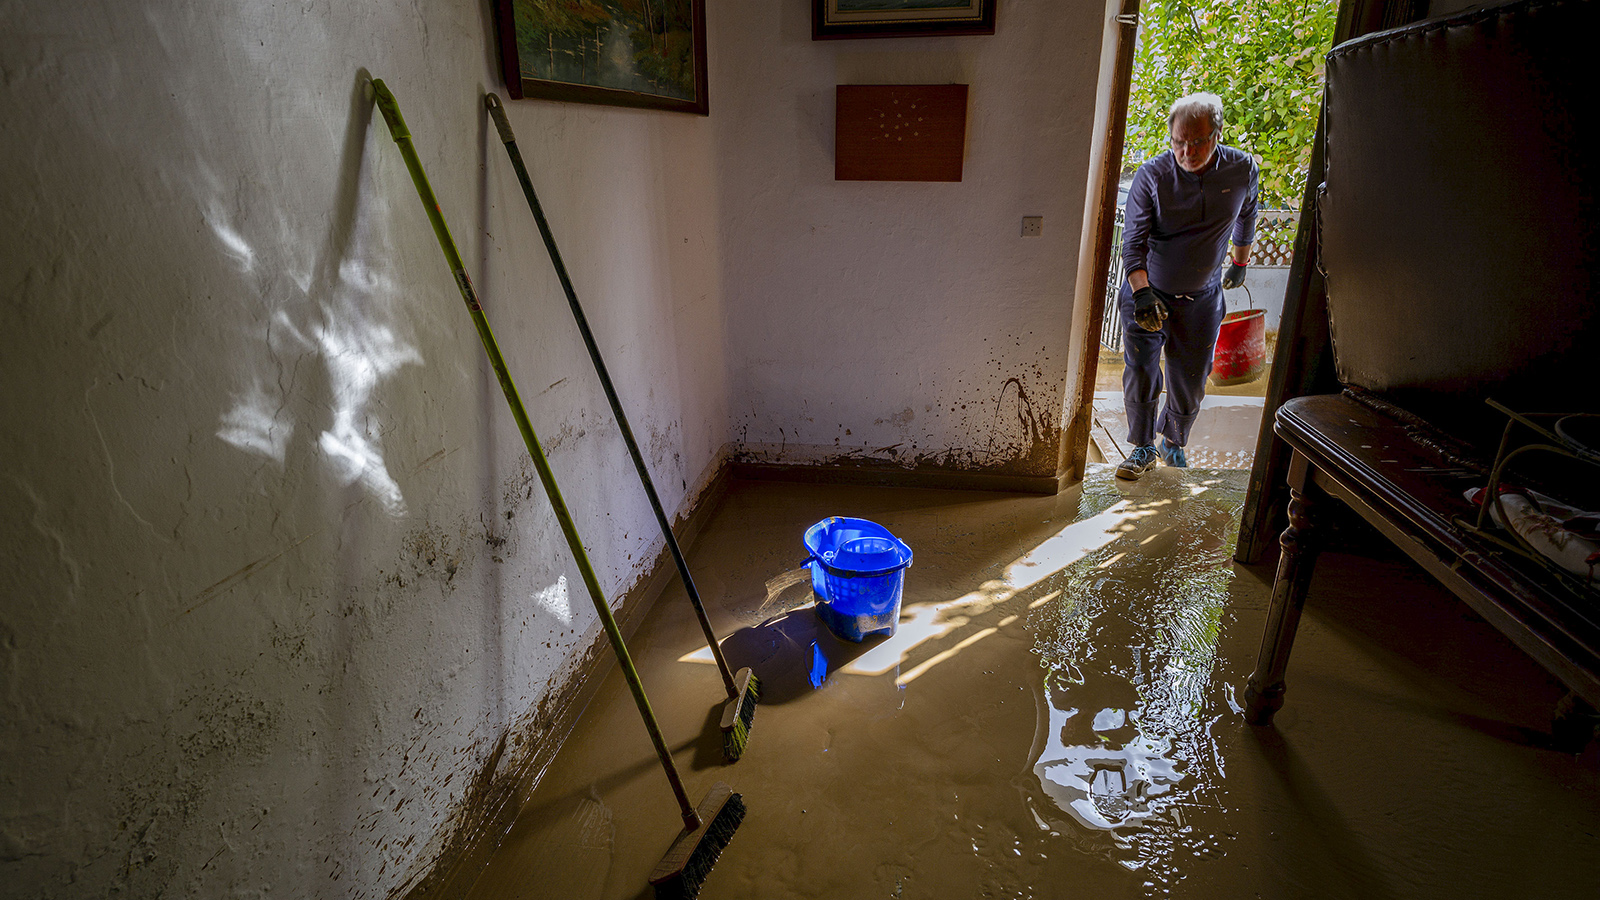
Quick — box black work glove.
[1132,286,1167,332]
[1221,260,1247,290]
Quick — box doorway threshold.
[1091,390,1264,470]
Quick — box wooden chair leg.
[1552,691,1600,753]
[1244,453,1323,725]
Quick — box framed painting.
[493,0,708,115]
[812,0,997,40]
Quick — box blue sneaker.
[1116,445,1161,480]
[1159,441,1188,467]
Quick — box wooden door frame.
[1058,0,1142,485]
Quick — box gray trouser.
[1118,280,1225,448]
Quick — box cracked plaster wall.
[0,1,726,897]
[715,0,1105,478]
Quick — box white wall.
[714,0,1105,478]
[0,1,726,897]
[1223,266,1290,336]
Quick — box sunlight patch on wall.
[311,260,422,515]
[208,213,257,273]
[206,157,422,516]
[216,379,293,461]
[534,575,573,626]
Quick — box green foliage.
[515,1,614,82]
[621,0,696,90]
[1126,0,1337,208]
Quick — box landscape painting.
[813,0,997,39]
[494,0,708,114]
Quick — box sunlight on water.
[673,470,1245,898]
[1033,702,1185,831]
[849,500,1141,679]
[894,625,997,687]
[680,502,1146,679]
[1024,467,1246,895]
[661,469,1252,896]
[844,603,963,676]
[1004,500,1137,592]
[682,491,1153,698]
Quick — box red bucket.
[1211,309,1266,386]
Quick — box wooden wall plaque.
[835,84,969,182]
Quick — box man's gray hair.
[1167,92,1224,133]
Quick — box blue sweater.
[1122,144,1259,295]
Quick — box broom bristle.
[719,668,761,762]
[650,783,745,900]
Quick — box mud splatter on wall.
[733,336,1067,478]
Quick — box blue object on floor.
[803,516,913,642]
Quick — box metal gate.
[1100,207,1126,352]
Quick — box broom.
[483,92,759,762]
[370,79,739,899]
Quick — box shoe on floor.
[1116,445,1161,480]
[1159,441,1188,468]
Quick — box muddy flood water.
[461,466,1600,899]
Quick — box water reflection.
[808,641,828,690]
[1025,467,1244,892]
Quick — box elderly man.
[1115,92,1258,480]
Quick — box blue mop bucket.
[803,517,913,642]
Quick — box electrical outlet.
[1021,216,1043,237]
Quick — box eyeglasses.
[1169,131,1217,150]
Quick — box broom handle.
[371,80,700,833]
[484,94,739,698]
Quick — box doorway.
[1080,0,1337,471]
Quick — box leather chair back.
[1319,0,1598,449]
